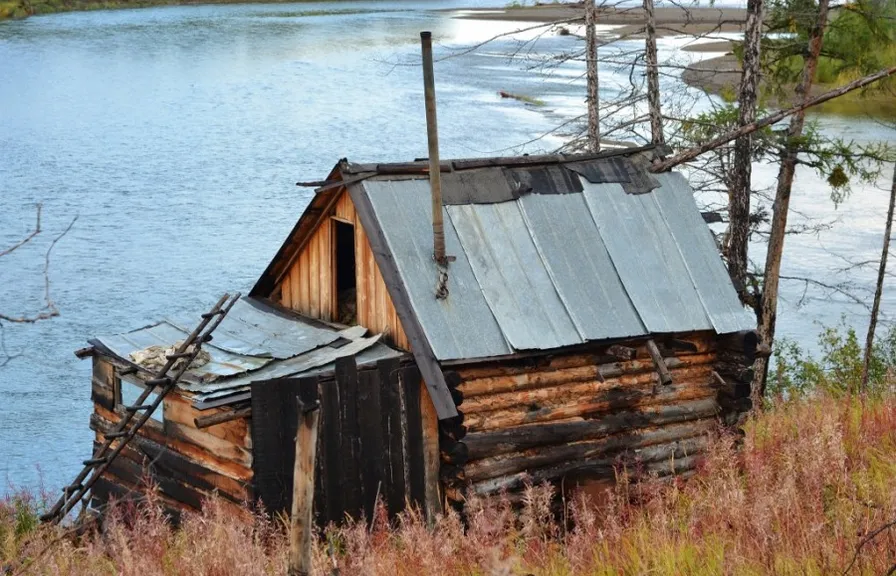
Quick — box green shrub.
[769,320,896,397]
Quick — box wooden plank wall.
[89,355,253,522]
[250,357,428,525]
[441,332,751,503]
[275,189,409,350]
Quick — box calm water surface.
[1,1,894,494]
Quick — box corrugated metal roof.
[648,172,755,333]
[92,297,404,399]
[363,180,512,361]
[448,201,581,350]
[357,166,752,361]
[517,192,646,340]
[582,181,713,333]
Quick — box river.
[1,0,894,495]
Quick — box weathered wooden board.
[250,376,319,517]
[377,357,406,514]
[401,364,425,508]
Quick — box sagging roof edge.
[347,184,459,420]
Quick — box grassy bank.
[3,390,895,575]
[0,0,357,19]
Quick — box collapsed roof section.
[90,297,404,409]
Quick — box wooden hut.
[79,144,757,524]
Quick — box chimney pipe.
[420,31,446,265]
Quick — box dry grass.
[3,392,896,575]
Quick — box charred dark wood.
[440,423,467,442]
[718,330,759,363]
[440,441,469,466]
[607,345,637,360]
[74,346,95,359]
[715,361,755,383]
[471,436,707,495]
[465,419,715,482]
[464,397,718,460]
[662,339,699,353]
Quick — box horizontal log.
[458,354,714,400]
[464,397,719,460]
[102,430,250,503]
[607,345,637,360]
[454,334,715,381]
[164,394,250,448]
[465,419,716,482]
[91,423,250,504]
[91,475,186,525]
[195,407,252,429]
[463,367,714,431]
[471,436,708,495]
[75,346,95,359]
[92,407,252,482]
[462,362,711,415]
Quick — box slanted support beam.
[646,338,673,385]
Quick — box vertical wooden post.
[288,397,321,576]
[420,380,443,524]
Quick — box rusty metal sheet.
[649,172,754,334]
[447,201,583,351]
[582,181,714,333]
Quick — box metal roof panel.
[447,202,583,350]
[361,179,513,361]
[649,172,754,334]
[517,193,647,340]
[582,181,714,333]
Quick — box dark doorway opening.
[334,220,356,325]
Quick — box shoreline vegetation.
[4,391,895,575]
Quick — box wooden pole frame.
[288,396,321,576]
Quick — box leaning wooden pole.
[650,64,896,173]
[862,165,896,391]
[644,0,664,146]
[288,398,321,576]
[585,0,600,152]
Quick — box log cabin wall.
[274,188,409,350]
[88,355,253,522]
[440,331,751,505]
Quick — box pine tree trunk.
[644,0,664,146]
[585,0,600,152]
[727,0,763,295]
[753,0,831,406]
[862,165,896,391]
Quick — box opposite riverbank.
[0,0,359,19]
[464,4,896,118]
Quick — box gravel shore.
[454,4,747,38]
